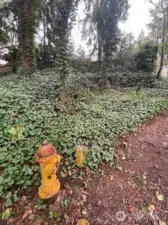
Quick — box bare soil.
[1,110,168,225]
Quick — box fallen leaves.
[128,205,139,213]
[21,209,33,221]
[148,204,155,213]
[1,208,12,220]
[121,155,126,161]
[162,142,168,148]
[82,193,87,203]
[156,192,164,201]
[81,207,87,216]
[159,221,166,225]
[116,166,123,171]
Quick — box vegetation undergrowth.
[1,71,168,207]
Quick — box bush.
[0,66,12,77]
[107,71,156,88]
[153,79,168,89]
[67,71,156,90]
[134,41,158,72]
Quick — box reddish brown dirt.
[84,111,168,225]
[1,111,168,225]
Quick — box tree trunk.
[43,9,47,63]
[57,39,69,109]
[23,0,33,69]
[97,30,102,65]
[55,0,74,109]
[98,40,102,64]
[96,0,102,65]
[17,0,37,73]
[157,1,166,79]
[60,86,68,109]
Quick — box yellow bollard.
[75,145,85,168]
[35,140,62,199]
[77,219,89,225]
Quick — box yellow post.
[35,140,62,199]
[75,145,85,168]
[77,219,89,225]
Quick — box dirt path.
[65,110,168,225]
[2,111,168,225]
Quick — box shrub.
[134,41,158,72]
[106,72,156,88]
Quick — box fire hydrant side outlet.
[35,141,62,199]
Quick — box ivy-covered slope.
[0,72,168,206]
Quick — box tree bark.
[43,7,47,63]
[55,0,74,108]
[17,0,37,72]
[23,0,31,69]
[157,1,166,79]
[96,0,102,65]
[97,27,102,64]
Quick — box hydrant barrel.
[35,140,62,199]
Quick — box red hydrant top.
[37,140,55,158]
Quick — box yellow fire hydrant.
[35,140,62,199]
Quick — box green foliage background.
[135,41,158,72]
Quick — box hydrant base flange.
[39,179,60,199]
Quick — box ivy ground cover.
[0,72,168,206]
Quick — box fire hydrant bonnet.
[36,140,55,159]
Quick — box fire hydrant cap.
[37,140,55,158]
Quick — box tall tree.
[50,0,79,108]
[17,0,43,72]
[82,0,129,62]
[0,0,43,73]
[0,1,13,47]
[115,32,135,70]
[148,8,163,43]
[38,0,58,62]
[148,0,168,78]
